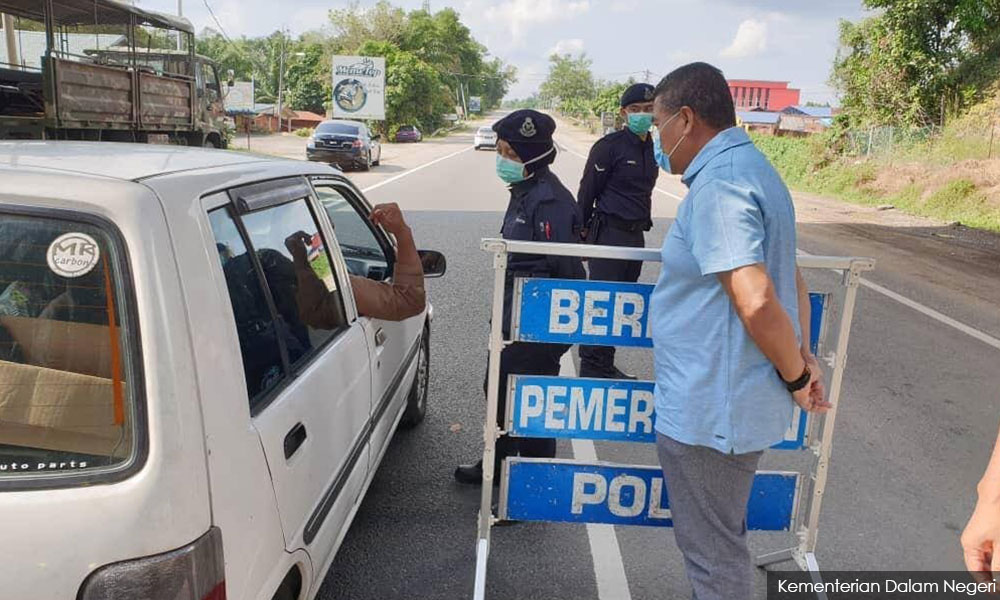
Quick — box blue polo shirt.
[650,127,799,454]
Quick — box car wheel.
[400,327,429,429]
[360,151,371,171]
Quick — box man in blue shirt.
[649,63,829,599]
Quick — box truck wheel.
[204,136,220,149]
[400,327,429,429]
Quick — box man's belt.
[598,212,651,233]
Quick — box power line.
[202,0,231,42]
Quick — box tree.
[540,53,595,117]
[357,40,451,134]
[286,43,327,114]
[832,0,1000,127]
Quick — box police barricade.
[473,239,874,600]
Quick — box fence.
[472,239,875,600]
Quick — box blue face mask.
[652,129,671,173]
[626,112,653,135]
[496,154,527,184]
[495,146,556,185]
[653,111,684,174]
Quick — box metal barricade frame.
[473,238,875,600]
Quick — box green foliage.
[540,53,595,108]
[590,80,630,118]
[832,0,1000,128]
[294,127,314,137]
[195,2,516,132]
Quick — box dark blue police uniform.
[455,110,585,485]
[577,83,659,378]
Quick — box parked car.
[473,126,497,150]
[307,119,382,170]
[394,125,422,143]
[0,142,445,600]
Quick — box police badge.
[520,117,537,138]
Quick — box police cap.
[620,83,655,108]
[493,109,556,166]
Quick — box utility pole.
[276,30,285,133]
[176,0,183,51]
[2,13,18,70]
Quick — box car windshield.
[478,127,493,134]
[317,122,360,135]
[399,126,414,132]
[0,213,138,484]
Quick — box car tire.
[360,151,371,171]
[400,327,430,429]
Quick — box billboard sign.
[331,55,386,120]
[469,96,482,113]
[501,458,799,531]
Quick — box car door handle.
[375,327,387,347]
[284,422,307,460]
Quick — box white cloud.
[483,0,590,41]
[720,18,768,59]
[548,38,584,57]
[610,0,638,12]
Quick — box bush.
[294,128,314,138]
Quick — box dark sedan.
[307,120,382,170]
[394,124,423,143]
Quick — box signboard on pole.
[331,55,386,120]
[501,458,799,531]
[469,96,482,113]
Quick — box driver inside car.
[285,202,426,323]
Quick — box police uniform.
[577,83,659,378]
[455,110,585,485]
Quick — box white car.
[0,142,443,600]
[473,126,497,150]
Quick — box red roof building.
[727,80,801,112]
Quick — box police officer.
[577,82,659,379]
[455,110,585,485]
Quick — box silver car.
[473,126,497,150]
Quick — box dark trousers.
[579,218,645,373]
[484,342,567,473]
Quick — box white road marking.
[360,145,474,193]
[559,351,634,600]
[799,250,1000,351]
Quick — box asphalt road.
[312,125,1000,599]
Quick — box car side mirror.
[372,134,382,141]
[418,250,446,278]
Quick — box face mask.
[495,145,556,184]
[626,112,653,135]
[654,111,686,174]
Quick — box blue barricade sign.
[513,278,827,354]
[501,458,799,531]
[506,375,811,450]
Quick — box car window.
[317,122,360,135]
[312,184,392,282]
[478,127,493,134]
[210,200,347,411]
[0,213,139,483]
[400,125,413,132]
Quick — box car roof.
[0,141,274,182]
[320,120,363,127]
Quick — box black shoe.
[580,365,637,380]
[454,460,483,485]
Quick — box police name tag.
[506,375,810,450]
[501,458,799,531]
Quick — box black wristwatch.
[777,364,811,393]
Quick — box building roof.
[736,111,781,125]
[0,141,271,181]
[292,111,325,122]
[0,0,193,32]
[782,105,834,118]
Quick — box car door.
[205,178,373,561]
[310,177,424,464]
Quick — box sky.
[135,0,870,105]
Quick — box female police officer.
[455,110,585,485]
